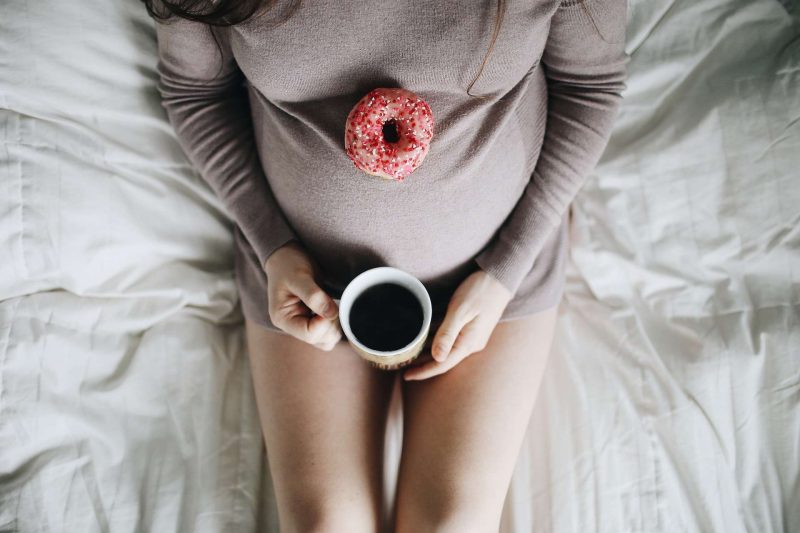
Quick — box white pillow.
[0,0,240,325]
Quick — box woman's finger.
[281,308,335,344]
[316,322,343,351]
[431,302,476,362]
[403,353,460,380]
[288,274,339,320]
[403,332,463,381]
[405,321,483,380]
[305,313,338,343]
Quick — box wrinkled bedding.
[1,0,798,531]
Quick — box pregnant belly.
[258,108,532,291]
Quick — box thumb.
[431,306,469,362]
[289,274,339,320]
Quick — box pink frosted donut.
[344,87,434,181]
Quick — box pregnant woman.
[148,0,626,530]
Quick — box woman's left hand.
[403,268,514,381]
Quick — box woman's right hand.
[263,240,343,351]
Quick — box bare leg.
[245,319,397,533]
[393,306,559,533]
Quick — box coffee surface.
[349,282,424,351]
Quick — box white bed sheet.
[0,2,265,531]
[1,0,798,532]
[502,1,800,531]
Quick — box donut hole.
[382,119,400,143]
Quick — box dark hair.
[142,0,507,98]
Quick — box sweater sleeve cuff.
[250,218,298,272]
[472,197,561,297]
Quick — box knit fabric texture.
[153,0,627,307]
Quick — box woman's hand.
[263,241,343,351]
[403,268,514,381]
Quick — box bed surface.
[1,0,798,531]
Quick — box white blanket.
[1,0,798,531]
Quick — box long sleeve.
[154,17,298,270]
[473,0,628,296]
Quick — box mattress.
[1,0,798,531]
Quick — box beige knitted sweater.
[154,0,627,302]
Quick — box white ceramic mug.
[333,266,432,370]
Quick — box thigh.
[394,307,559,532]
[245,319,397,531]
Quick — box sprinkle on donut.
[344,87,434,181]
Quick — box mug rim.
[338,267,432,357]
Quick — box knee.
[282,516,376,533]
[278,498,381,533]
[397,512,500,533]
[395,491,503,533]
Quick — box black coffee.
[349,282,424,351]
